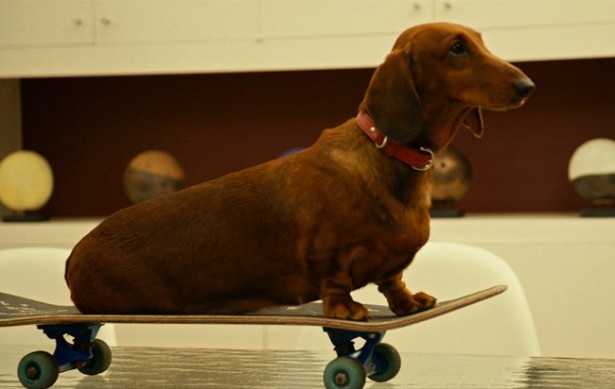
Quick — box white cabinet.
[0,0,93,48]
[93,1,259,44]
[434,0,615,30]
[0,0,259,48]
[0,0,264,77]
[433,0,615,61]
[260,0,431,40]
[255,0,431,72]
[1,0,614,77]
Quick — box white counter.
[1,214,614,358]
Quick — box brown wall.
[21,57,615,217]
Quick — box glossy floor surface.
[2,345,615,388]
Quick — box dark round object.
[368,343,402,382]
[431,146,472,205]
[17,351,59,389]
[323,356,366,389]
[123,150,185,203]
[572,174,615,205]
[78,339,113,376]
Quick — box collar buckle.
[373,130,388,149]
[413,147,434,171]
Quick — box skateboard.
[1,285,506,389]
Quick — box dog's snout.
[513,78,535,99]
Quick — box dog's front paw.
[323,297,371,321]
[389,291,437,316]
[414,291,437,309]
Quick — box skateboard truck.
[39,323,103,371]
[17,323,112,389]
[323,327,401,388]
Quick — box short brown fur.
[66,23,533,320]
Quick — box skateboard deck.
[1,285,506,389]
[0,285,506,331]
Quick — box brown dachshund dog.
[66,23,534,320]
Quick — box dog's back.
[66,120,420,314]
[66,154,314,313]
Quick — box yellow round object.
[0,150,54,212]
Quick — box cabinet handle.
[100,18,111,26]
[413,2,421,10]
[444,1,452,9]
[72,18,83,27]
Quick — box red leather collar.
[356,112,434,171]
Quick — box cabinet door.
[0,0,93,48]
[434,0,615,61]
[261,0,432,39]
[435,0,615,30]
[94,0,259,44]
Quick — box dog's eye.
[450,42,466,56]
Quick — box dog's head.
[359,22,534,149]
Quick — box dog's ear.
[359,48,422,144]
[462,108,484,138]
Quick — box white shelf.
[431,213,614,244]
[2,213,611,249]
[0,218,100,249]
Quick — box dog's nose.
[514,78,535,98]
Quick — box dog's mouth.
[458,84,534,112]
[486,97,528,111]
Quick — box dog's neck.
[417,99,473,151]
[356,112,434,171]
